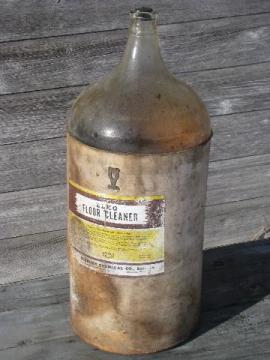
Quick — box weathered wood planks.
[1,0,269,42]
[0,185,269,243]
[205,196,270,247]
[0,239,269,359]
[0,230,67,285]
[1,145,269,202]
[0,2,269,358]
[208,153,270,205]
[0,14,269,95]
[2,335,269,360]
[0,302,71,351]
[0,273,69,313]
[1,62,270,148]
[0,185,66,240]
[1,196,269,283]
[0,139,66,193]
[211,110,270,160]
[1,127,270,192]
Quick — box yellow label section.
[70,212,164,263]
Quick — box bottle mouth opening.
[130,7,157,21]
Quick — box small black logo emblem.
[108,167,120,191]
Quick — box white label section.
[75,192,149,226]
[74,250,164,277]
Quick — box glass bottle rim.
[130,7,158,22]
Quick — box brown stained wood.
[0,14,270,95]
[1,62,270,146]
[1,0,269,42]
[0,195,269,279]
[0,239,269,358]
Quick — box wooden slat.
[1,62,270,147]
[0,239,269,358]
[184,62,270,116]
[0,303,71,351]
[2,335,270,360]
[0,14,270,95]
[0,337,93,360]
[0,230,67,286]
[0,138,66,193]
[208,153,270,205]
[1,0,269,42]
[0,138,269,202]
[211,110,270,161]
[0,273,69,313]
[0,86,77,146]
[0,185,66,240]
[1,237,269,314]
[1,196,269,282]
[205,196,270,248]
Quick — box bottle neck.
[118,9,167,78]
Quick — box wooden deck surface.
[1,239,270,359]
[0,1,269,359]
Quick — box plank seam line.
[0,83,85,98]
[0,299,70,316]
[209,152,270,164]
[0,10,269,45]
[0,334,84,353]
[160,11,270,29]
[213,107,270,118]
[1,60,270,98]
[0,135,65,147]
[205,195,267,208]
[0,181,65,195]
[0,271,68,288]
[0,228,66,243]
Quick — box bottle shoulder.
[68,71,211,154]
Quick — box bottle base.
[70,313,198,355]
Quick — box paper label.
[69,180,165,277]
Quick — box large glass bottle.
[67,7,212,354]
